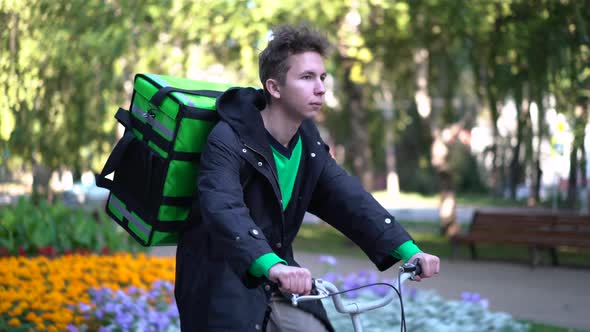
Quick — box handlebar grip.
[310,278,319,295]
[412,258,422,276]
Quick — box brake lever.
[290,279,330,306]
[399,258,422,279]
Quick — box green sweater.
[248,134,421,278]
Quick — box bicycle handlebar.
[290,260,422,314]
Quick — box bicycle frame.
[290,263,418,332]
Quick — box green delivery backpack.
[96,74,234,246]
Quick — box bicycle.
[289,260,422,332]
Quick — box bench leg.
[451,243,457,260]
[469,244,477,260]
[550,247,559,266]
[529,246,541,268]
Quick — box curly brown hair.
[259,25,330,102]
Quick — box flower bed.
[323,288,529,332]
[2,253,530,331]
[0,253,175,331]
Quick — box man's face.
[277,51,327,121]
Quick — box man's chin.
[304,109,320,120]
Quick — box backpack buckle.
[144,108,156,119]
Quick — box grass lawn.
[524,322,584,332]
[294,222,590,268]
[372,190,531,208]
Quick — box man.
[175,25,440,332]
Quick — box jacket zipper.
[243,142,287,248]
[243,143,283,206]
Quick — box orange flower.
[1,253,176,330]
[8,318,20,326]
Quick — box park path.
[152,246,590,331]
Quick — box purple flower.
[344,289,359,299]
[166,304,180,318]
[98,326,113,332]
[461,292,474,302]
[407,287,418,299]
[479,298,490,309]
[127,286,141,296]
[95,309,104,319]
[371,284,390,297]
[321,272,339,283]
[66,324,79,332]
[461,291,489,307]
[104,302,117,313]
[319,255,338,266]
[157,315,171,331]
[115,312,134,328]
[148,310,160,325]
[78,303,92,313]
[462,292,481,303]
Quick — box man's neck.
[260,104,301,148]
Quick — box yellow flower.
[1,253,176,330]
[8,318,20,326]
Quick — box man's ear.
[265,78,281,99]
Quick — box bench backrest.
[470,211,554,235]
[471,211,590,238]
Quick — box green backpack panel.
[96,74,234,246]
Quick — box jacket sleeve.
[198,130,274,287]
[308,156,413,271]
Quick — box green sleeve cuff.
[390,240,423,262]
[248,253,287,278]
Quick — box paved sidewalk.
[152,247,590,331]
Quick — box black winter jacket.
[174,87,413,331]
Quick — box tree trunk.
[509,84,528,200]
[529,89,545,206]
[566,146,579,208]
[342,64,373,190]
[413,47,459,236]
[439,171,459,236]
[31,159,52,204]
[488,91,502,196]
[379,88,399,196]
[567,98,589,209]
[487,9,503,196]
[337,4,373,191]
[580,141,588,214]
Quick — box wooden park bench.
[450,210,590,266]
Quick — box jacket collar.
[216,87,328,165]
[216,87,274,162]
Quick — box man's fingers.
[409,253,440,279]
[276,267,312,294]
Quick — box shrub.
[0,198,146,256]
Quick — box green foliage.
[396,104,437,194]
[448,143,488,193]
[0,198,146,256]
[1,0,589,200]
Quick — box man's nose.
[315,79,326,95]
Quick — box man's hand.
[268,264,312,295]
[408,252,440,281]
